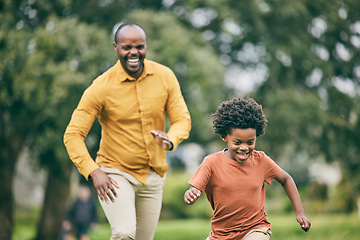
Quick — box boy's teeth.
[128,59,139,63]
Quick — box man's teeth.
[128,59,139,63]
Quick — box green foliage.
[327,172,359,213]
[19,17,114,171]
[173,0,360,181]
[260,89,326,157]
[161,171,212,219]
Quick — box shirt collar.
[116,59,154,82]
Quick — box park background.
[1,0,360,239]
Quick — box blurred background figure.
[58,186,98,240]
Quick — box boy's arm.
[184,186,201,205]
[275,169,311,232]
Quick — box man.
[64,23,191,240]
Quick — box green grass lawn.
[91,213,360,240]
[14,213,360,240]
[154,214,360,240]
[267,213,360,240]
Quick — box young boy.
[184,97,311,240]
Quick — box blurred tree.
[8,0,165,33]
[166,0,360,210]
[257,89,327,187]
[0,4,114,238]
[26,18,114,240]
[0,2,34,238]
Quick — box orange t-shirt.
[189,149,281,240]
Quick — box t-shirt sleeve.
[261,152,282,185]
[188,156,213,192]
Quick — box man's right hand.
[90,168,119,203]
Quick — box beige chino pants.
[99,167,165,240]
[242,227,272,240]
[205,227,272,240]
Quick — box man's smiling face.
[113,25,147,79]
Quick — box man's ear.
[220,135,227,142]
[113,42,117,52]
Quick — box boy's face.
[221,128,257,163]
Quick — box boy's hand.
[296,215,311,232]
[184,186,201,205]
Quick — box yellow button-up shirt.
[64,59,191,184]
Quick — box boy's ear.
[220,135,227,142]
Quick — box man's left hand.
[151,130,173,151]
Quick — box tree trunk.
[0,154,17,240]
[0,138,23,240]
[34,152,71,240]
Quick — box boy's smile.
[221,128,257,163]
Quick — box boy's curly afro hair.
[212,97,267,137]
